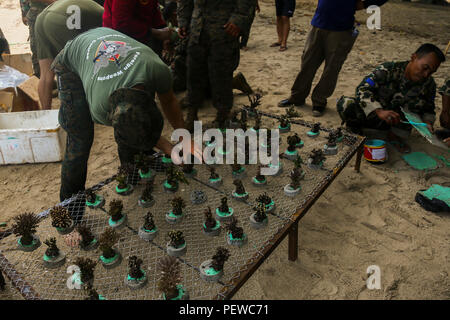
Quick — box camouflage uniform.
[171,37,189,92]
[19,0,30,19]
[239,0,257,48]
[178,0,251,122]
[337,61,437,135]
[26,1,48,78]
[51,50,163,202]
[439,78,450,97]
[438,78,450,130]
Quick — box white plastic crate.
[0,110,66,164]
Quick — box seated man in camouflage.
[436,78,450,147]
[51,27,186,202]
[337,43,445,153]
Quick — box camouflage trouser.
[51,51,94,202]
[337,95,411,137]
[26,7,43,78]
[171,38,188,92]
[186,31,239,113]
[52,51,155,202]
[240,5,256,48]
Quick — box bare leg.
[280,16,290,50]
[271,16,283,46]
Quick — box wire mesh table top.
[0,111,364,300]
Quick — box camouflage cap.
[109,88,163,152]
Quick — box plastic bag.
[0,64,29,90]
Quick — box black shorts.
[275,0,295,17]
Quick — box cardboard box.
[0,90,14,112]
[0,87,39,113]
[18,76,41,109]
[0,53,33,76]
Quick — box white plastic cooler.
[0,110,66,164]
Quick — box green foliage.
[12,212,40,245]
[168,230,185,248]
[143,212,156,231]
[219,197,229,213]
[203,207,216,229]
[166,164,189,186]
[108,199,123,221]
[256,193,272,205]
[50,206,72,229]
[157,256,182,299]
[74,257,97,284]
[211,247,230,272]
[171,197,186,216]
[226,217,244,239]
[128,256,144,279]
[115,165,131,188]
[293,155,304,168]
[141,180,154,201]
[77,223,95,249]
[44,237,59,257]
[98,227,119,259]
[252,202,267,223]
[289,168,302,190]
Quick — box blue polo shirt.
[311,0,388,31]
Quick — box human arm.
[226,0,252,37]
[155,136,174,155]
[157,89,185,130]
[356,63,393,117]
[440,95,450,129]
[439,79,450,129]
[37,59,54,110]
[151,28,172,41]
[177,0,194,38]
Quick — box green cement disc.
[402,152,438,170]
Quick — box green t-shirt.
[61,27,173,125]
[35,0,103,60]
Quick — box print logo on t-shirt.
[92,40,133,75]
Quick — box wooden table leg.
[355,143,364,173]
[288,222,299,261]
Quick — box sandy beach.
[0,0,449,299]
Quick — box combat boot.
[232,72,253,95]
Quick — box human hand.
[444,137,450,147]
[425,122,434,134]
[375,109,401,125]
[178,27,188,39]
[256,4,260,13]
[223,22,240,38]
[22,16,28,26]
